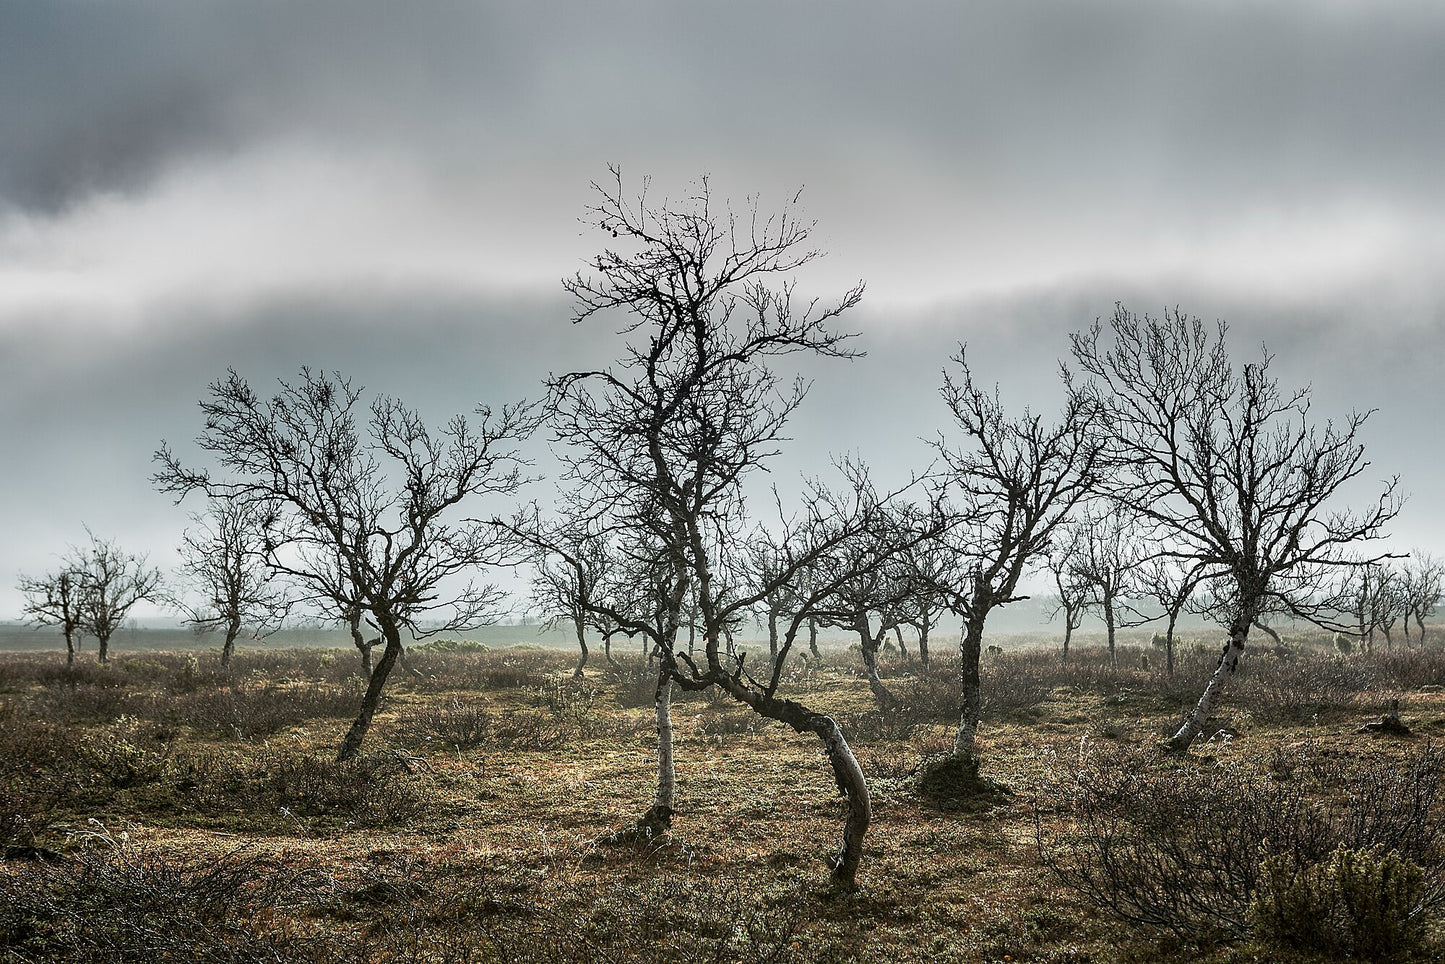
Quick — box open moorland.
[2,635,1445,963]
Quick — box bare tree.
[543,168,887,885]
[1401,552,1442,644]
[1071,307,1401,751]
[68,531,164,664]
[892,503,952,669]
[18,563,86,666]
[155,368,539,760]
[1043,528,1090,660]
[1068,506,1148,667]
[529,520,611,678]
[169,497,289,669]
[927,349,1100,763]
[1331,560,1406,653]
[1134,554,1205,675]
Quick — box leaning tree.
[542,168,900,886]
[1071,306,1401,751]
[156,368,539,760]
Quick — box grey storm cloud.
[4,1,1445,213]
[2,1,1444,620]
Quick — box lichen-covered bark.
[952,611,987,760]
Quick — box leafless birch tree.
[543,168,887,885]
[927,349,1100,763]
[1071,306,1401,751]
[169,497,289,669]
[155,368,539,760]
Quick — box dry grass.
[1,639,1443,961]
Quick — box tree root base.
[915,755,1012,813]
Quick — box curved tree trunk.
[337,625,402,761]
[1167,609,1252,751]
[603,631,619,666]
[768,611,779,666]
[814,714,870,886]
[1253,618,1281,647]
[808,619,820,660]
[951,611,987,761]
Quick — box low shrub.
[1036,740,1445,947]
[1252,845,1428,959]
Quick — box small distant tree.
[1400,552,1442,645]
[170,497,290,669]
[1072,307,1401,751]
[1134,554,1205,675]
[529,521,611,678]
[1068,506,1148,667]
[156,367,540,760]
[72,531,164,664]
[1043,527,1090,660]
[18,563,86,666]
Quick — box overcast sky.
[2,1,1442,623]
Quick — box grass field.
[1,634,1443,962]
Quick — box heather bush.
[1036,740,1445,947]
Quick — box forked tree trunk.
[893,625,909,660]
[337,626,402,761]
[348,615,375,677]
[1166,610,1252,751]
[573,618,589,679]
[952,611,987,760]
[635,669,676,837]
[857,618,896,708]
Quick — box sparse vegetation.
[0,636,1441,961]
